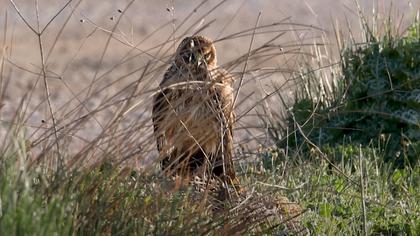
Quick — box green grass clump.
[277,20,420,166]
[0,152,216,235]
[250,146,420,235]
[0,134,73,235]
[72,162,217,235]
[1,125,418,235]
[0,146,302,235]
[260,18,420,235]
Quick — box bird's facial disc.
[181,38,214,66]
[199,43,215,66]
[177,36,216,67]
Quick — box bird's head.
[175,35,217,68]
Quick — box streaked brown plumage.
[152,35,238,186]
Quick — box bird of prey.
[152,35,238,187]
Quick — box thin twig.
[8,0,37,34]
[40,0,73,34]
[35,4,63,170]
[170,0,176,51]
[233,12,261,109]
[359,144,368,236]
[256,181,306,191]
[85,0,137,101]
[289,112,360,187]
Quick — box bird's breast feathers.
[158,67,233,155]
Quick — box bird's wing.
[221,85,237,182]
[152,67,177,153]
[152,91,167,152]
[211,69,237,182]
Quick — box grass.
[254,145,419,235]
[1,137,418,235]
[1,0,419,235]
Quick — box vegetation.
[275,19,420,167]
[0,1,419,235]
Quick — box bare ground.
[0,0,418,167]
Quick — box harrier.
[152,35,238,187]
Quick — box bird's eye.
[205,53,212,62]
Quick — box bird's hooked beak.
[186,50,205,67]
[195,51,205,67]
[188,38,206,66]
